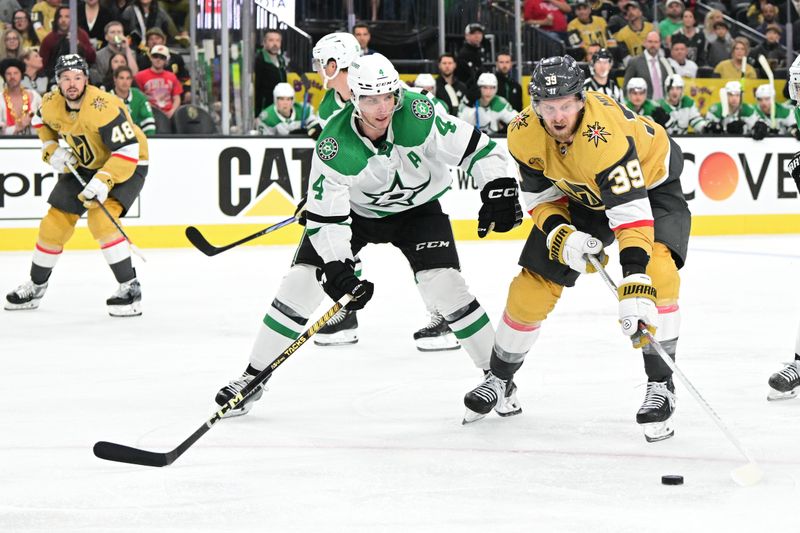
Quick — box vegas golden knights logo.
[66,134,96,166]
[556,180,603,209]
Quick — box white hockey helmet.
[626,77,647,94]
[477,72,498,87]
[789,54,800,101]
[414,73,436,90]
[664,73,684,91]
[312,32,361,87]
[755,83,775,100]
[724,80,743,94]
[347,53,404,117]
[273,82,294,100]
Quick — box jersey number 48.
[110,122,136,144]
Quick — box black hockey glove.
[751,121,768,141]
[294,196,307,226]
[705,121,723,134]
[321,260,374,310]
[307,124,322,140]
[649,107,670,127]
[477,177,523,238]
[726,120,745,135]
[792,127,800,141]
[788,152,800,194]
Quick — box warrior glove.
[546,223,608,274]
[618,273,658,349]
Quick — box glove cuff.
[618,275,657,303]
[546,223,575,264]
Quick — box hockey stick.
[66,161,147,263]
[586,255,763,487]
[94,293,354,467]
[185,215,297,256]
[757,54,776,129]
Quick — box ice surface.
[0,235,798,532]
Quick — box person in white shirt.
[667,38,698,78]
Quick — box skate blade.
[415,334,461,352]
[495,393,522,417]
[767,388,797,401]
[219,403,253,419]
[4,300,41,311]
[462,409,487,425]
[731,462,764,487]
[642,420,675,442]
[314,331,358,346]
[108,301,142,317]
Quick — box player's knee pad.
[494,311,541,364]
[415,268,474,318]
[38,207,79,248]
[274,264,325,318]
[506,268,563,324]
[87,199,124,242]
[647,242,680,305]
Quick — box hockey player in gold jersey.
[463,56,691,443]
[4,54,149,317]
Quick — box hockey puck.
[661,475,684,485]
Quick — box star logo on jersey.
[364,171,430,207]
[582,121,610,147]
[411,98,433,120]
[317,137,339,161]
[509,112,529,132]
[91,96,107,111]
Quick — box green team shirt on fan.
[115,87,156,136]
[305,90,510,264]
[657,95,707,134]
[257,102,319,135]
[755,103,797,135]
[317,88,349,127]
[705,102,759,134]
[457,95,518,134]
[624,98,661,119]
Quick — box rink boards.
[0,136,798,250]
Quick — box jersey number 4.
[609,160,645,195]
[110,122,136,144]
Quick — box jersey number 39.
[609,160,645,195]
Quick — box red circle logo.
[698,152,738,201]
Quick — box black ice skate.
[462,372,522,424]
[107,278,142,317]
[637,378,676,442]
[413,311,460,352]
[314,308,358,346]
[4,280,48,310]
[767,361,800,401]
[215,370,270,418]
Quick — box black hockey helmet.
[54,54,89,79]
[591,48,613,65]
[529,55,585,103]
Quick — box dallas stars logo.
[411,98,433,120]
[582,121,610,147]
[509,112,529,132]
[364,171,430,207]
[317,137,339,161]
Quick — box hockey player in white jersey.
[214,53,523,417]
[657,74,707,135]
[257,82,320,136]
[704,81,759,135]
[751,83,798,140]
[767,57,800,401]
[411,73,450,116]
[458,73,518,134]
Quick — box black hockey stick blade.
[93,441,174,467]
[185,216,297,257]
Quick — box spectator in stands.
[21,48,48,95]
[435,52,469,116]
[31,0,61,43]
[607,0,636,35]
[494,52,523,112]
[590,0,619,22]
[411,73,450,115]
[91,21,138,86]
[705,20,733,68]
[624,76,670,126]
[702,9,724,43]
[659,0,684,40]
[746,0,778,28]
[751,24,786,71]
[754,3,780,35]
[99,51,129,89]
[0,28,23,60]
[136,27,189,100]
[257,82,319,136]
[353,23,375,56]
[161,0,188,35]
[752,83,798,138]
[458,72,517,134]
[668,39,697,77]
[566,0,610,50]
[0,58,42,135]
[623,31,669,100]
[40,7,97,78]
[105,0,134,22]
[79,0,115,50]
[714,37,756,78]
[658,74,707,134]
[12,10,40,51]
[706,81,759,135]
[135,43,182,118]
[112,65,156,135]
[613,1,655,59]
[0,1,21,28]
[254,29,287,116]
[583,41,601,61]
[670,11,705,65]
[455,23,489,101]
[523,0,570,38]
[121,0,178,47]
[584,48,624,102]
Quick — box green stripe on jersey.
[467,139,496,175]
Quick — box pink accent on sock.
[35,243,62,255]
[657,304,679,314]
[100,237,126,249]
[502,311,540,332]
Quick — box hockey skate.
[314,308,358,346]
[462,372,522,424]
[107,278,142,317]
[637,378,676,442]
[4,280,48,310]
[767,361,800,401]
[413,312,460,352]
[215,370,270,418]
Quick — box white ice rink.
[1,234,798,532]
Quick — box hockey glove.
[294,196,307,226]
[649,107,670,128]
[788,152,800,193]
[77,176,112,208]
[705,121,723,135]
[48,147,78,173]
[726,120,745,135]
[751,121,768,141]
[477,177,523,238]
[618,273,658,349]
[321,260,374,311]
[546,223,608,274]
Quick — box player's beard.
[546,114,581,143]
[62,84,87,104]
